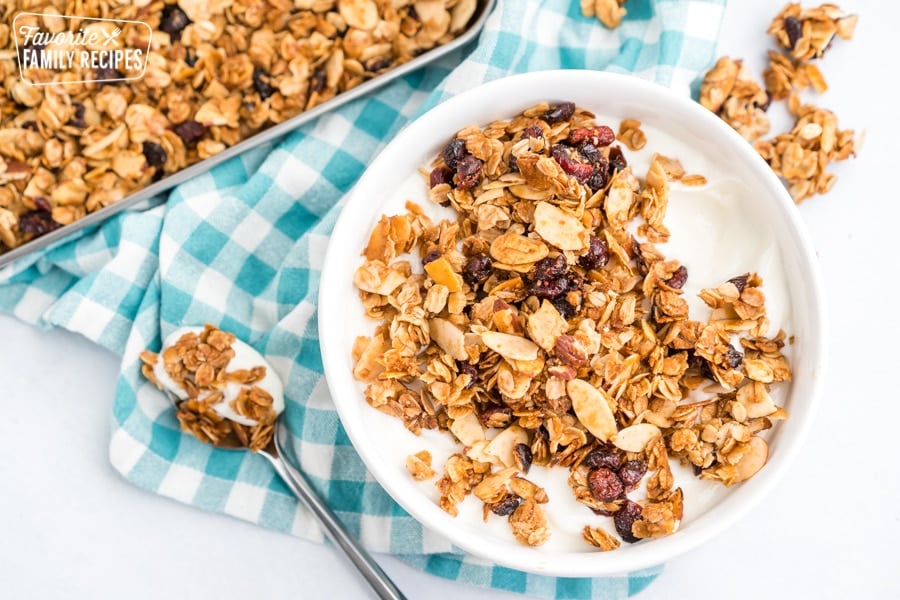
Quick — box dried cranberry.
[429,166,453,187]
[568,126,616,147]
[528,277,569,299]
[514,443,533,473]
[18,210,61,236]
[608,145,627,172]
[586,165,609,192]
[142,141,167,181]
[159,3,192,39]
[725,345,744,369]
[532,254,567,280]
[578,142,602,164]
[584,449,622,471]
[463,254,492,285]
[614,499,643,543]
[578,236,609,270]
[551,145,593,184]
[311,69,327,94]
[617,460,648,491]
[33,197,51,211]
[441,138,467,170]
[631,238,647,274]
[728,273,749,293]
[588,468,624,502]
[456,361,480,388]
[67,103,86,128]
[665,265,688,290]
[521,124,543,139]
[422,250,441,265]
[508,153,519,172]
[551,296,578,319]
[94,66,122,83]
[172,120,206,144]
[142,141,167,170]
[366,57,391,72]
[184,48,198,67]
[455,155,483,190]
[542,101,576,124]
[490,494,523,516]
[252,66,276,100]
[479,403,512,427]
[784,16,803,49]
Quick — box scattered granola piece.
[699,57,771,141]
[764,50,829,100]
[406,451,436,481]
[754,96,857,202]
[768,2,858,61]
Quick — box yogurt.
[155,326,285,426]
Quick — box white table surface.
[2,1,897,598]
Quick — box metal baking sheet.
[0,0,496,268]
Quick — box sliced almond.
[526,299,568,352]
[733,436,769,483]
[532,201,587,251]
[489,231,549,265]
[481,331,539,361]
[613,423,661,453]
[353,261,406,295]
[567,379,617,442]
[604,176,635,229]
[429,318,468,361]
[449,411,484,446]
[485,425,529,469]
[496,361,531,400]
[424,256,463,292]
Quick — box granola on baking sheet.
[0,0,480,255]
[352,102,793,549]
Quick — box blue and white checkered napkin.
[0,1,725,597]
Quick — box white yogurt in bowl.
[318,70,826,576]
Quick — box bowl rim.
[317,69,828,576]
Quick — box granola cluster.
[698,2,858,203]
[357,102,792,549]
[0,0,480,254]
[699,57,771,142]
[141,324,279,452]
[580,0,628,29]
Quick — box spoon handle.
[263,446,407,600]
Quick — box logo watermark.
[13,12,152,86]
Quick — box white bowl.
[318,70,827,576]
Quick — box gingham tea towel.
[0,1,726,598]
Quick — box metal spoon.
[161,388,406,600]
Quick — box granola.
[140,323,284,452]
[699,3,859,203]
[768,2,858,61]
[0,0,481,255]
[699,56,771,141]
[755,94,856,202]
[352,102,792,549]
